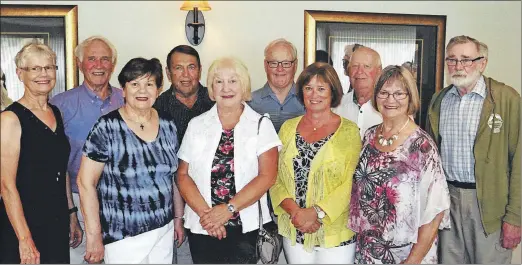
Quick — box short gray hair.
[446,35,488,59]
[15,42,56,68]
[264,38,297,60]
[75,35,117,63]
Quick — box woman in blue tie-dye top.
[78,57,184,264]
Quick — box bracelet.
[69,206,78,214]
[174,216,183,219]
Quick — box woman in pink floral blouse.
[348,65,450,264]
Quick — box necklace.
[377,118,410,146]
[305,114,331,131]
[125,109,153,131]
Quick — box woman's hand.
[174,218,185,247]
[69,213,83,248]
[199,204,233,231]
[291,208,320,233]
[19,236,40,264]
[84,233,104,264]
[207,225,228,240]
[297,220,322,234]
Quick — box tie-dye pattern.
[83,110,179,244]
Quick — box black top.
[153,83,214,144]
[0,102,70,263]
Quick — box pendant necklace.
[126,110,153,131]
[306,114,331,131]
[377,118,410,146]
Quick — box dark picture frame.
[1,4,78,100]
[304,10,446,128]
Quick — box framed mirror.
[304,10,446,128]
[1,4,78,101]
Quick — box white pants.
[104,220,174,264]
[282,237,355,264]
[70,193,88,264]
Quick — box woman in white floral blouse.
[348,65,451,264]
[177,57,281,264]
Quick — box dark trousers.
[187,226,258,264]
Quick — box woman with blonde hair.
[177,57,281,263]
[0,43,74,263]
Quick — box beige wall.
[3,1,521,93]
[2,0,521,262]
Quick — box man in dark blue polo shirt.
[154,45,213,145]
[153,45,213,264]
[248,38,305,132]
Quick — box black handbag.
[256,200,283,264]
[255,114,283,264]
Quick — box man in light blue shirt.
[248,38,304,132]
[49,36,124,264]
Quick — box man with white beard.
[426,35,520,264]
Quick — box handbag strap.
[257,113,270,231]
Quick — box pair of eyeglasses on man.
[20,65,58,73]
[445,56,483,67]
[377,91,409,100]
[266,60,295,68]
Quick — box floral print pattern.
[293,132,332,244]
[292,132,354,247]
[211,128,241,226]
[349,126,450,264]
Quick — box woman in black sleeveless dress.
[0,43,71,264]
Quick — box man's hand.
[174,218,185,247]
[69,213,83,248]
[501,222,521,249]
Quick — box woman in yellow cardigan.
[270,62,361,264]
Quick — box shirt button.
[280,106,283,111]
[360,110,363,113]
[56,177,59,181]
[58,172,61,176]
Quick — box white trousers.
[104,220,174,264]
[70,193,88,264]
[282,237,355,264]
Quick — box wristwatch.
[226,203,237,213]
[312,205,325,223]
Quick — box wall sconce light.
[180,1,211,46]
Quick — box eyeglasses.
[20,65,58,74]
[377,91,409,100]
[445,56,484,67]
[266,60,295,68]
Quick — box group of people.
[0,34,519,265]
